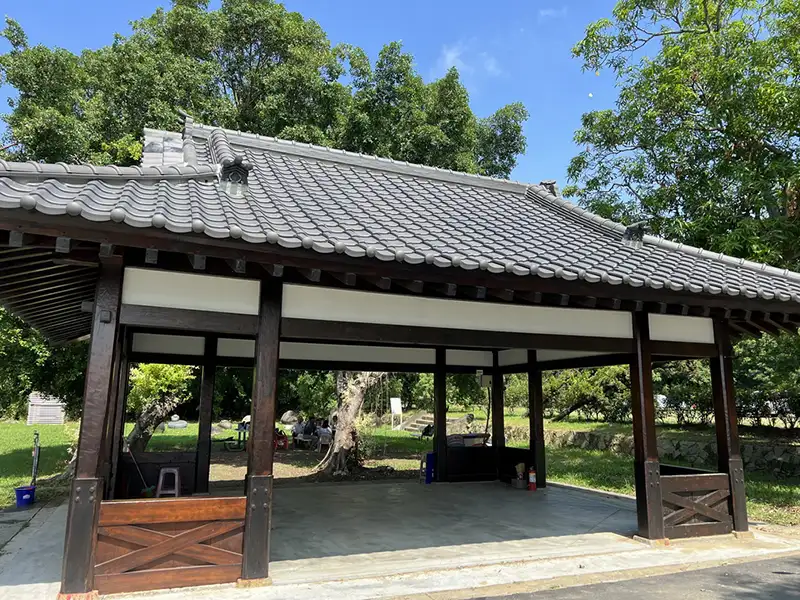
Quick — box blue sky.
[0,0,619,184]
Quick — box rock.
[280,410,299,425]
[218,420,233,430]
[167,419,187,429]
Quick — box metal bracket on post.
[728,458,749,533]
[58,477,101,599]
[239,474,273,586]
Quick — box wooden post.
[710,320,748,532]
[59,258,123,599]
[240,280,281,586]
[195,336,218,495]
[106,327,130,500]
[433,348,448,482]
[98,325,124,495]
[491,350,505,476]
[527,350,546,487]
[630,312,665,540]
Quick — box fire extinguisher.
[528,467,537,491]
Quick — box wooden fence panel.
[661,473,732,539]
[94,496,246,594]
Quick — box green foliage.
[654,360,713,425]
[409,372,485,411]
[294,371,337,418]
[568,0,800,267]
[0,309,87,419]
[543,366,630,421]
[734,333,800,428]
[504,373,529,410]
[126,363,196,417]
[1,1,528,176]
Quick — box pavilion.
[1,116,799,598]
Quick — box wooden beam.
[226,258,247,275]
[630,311,665,541]
[195,336,217,494]
[491,351,505,475]
[189,254,206,270]
[241,279,282,583]
[434,348,447,482]
[710,320,748,533]
[281,318,635,353]
[365,276,391,290]
[145,248,158,265]
[396,279,423,294]
[263,264,284,278]
[119,305,258,336]
[528,350,546,487]
[488,289,514,302]
[60,257,123,595]
[55,236,71,254]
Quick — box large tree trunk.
[125,393,184,453]
[551,398,591,422]
[317,372,383,475]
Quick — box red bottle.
[528,468,537,491]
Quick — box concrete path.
[1,482,799,600]
[470,554,800,600]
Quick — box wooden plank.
[95,564,241,595]
[99,497,246,526]
[650,341,717,358]
[281,318,634,353]
[434,348,448,482]
[119,304,258,336]
[664,521,733,540]
[98,525,242,566]
[662,489,731,526]
[528,350,546,488]
[95,521,242,575]
[630,311,665,541]
[661,473,730,494]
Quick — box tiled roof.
[2,120,800,306]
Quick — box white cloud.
[434,41,502,79]
[538,6,568,20]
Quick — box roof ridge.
[0,159,218,182]
[190,123,530,194]
[525,186,800,286]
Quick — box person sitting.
[274,427,289,450]
[316,419,332,436]
[291,418,305,448]
[303,418,317,436]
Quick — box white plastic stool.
[156,467,181,498]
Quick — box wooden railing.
[660,473,733,539]
[94,496,246,595]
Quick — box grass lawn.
[1,418,798,527]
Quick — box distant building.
[26,391,66,425]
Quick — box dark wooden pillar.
[60,258,123,598]
[240,280,282,585]
[710,320,748,532]
[491,351,505,475]
[630,311,665,540]
[98,325,124,496]
[527,350,546,487]
[433,348,448,482]
[195,335,218,495]
[106,327,130,500]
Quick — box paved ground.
[2,481,800,600]
[472,554,800,600]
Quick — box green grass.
[123,422,201,452]
[0,422,78,507]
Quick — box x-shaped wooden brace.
[663,488,732,527]
[95,521,243,575]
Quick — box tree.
[125,363,197,452]
[567,0,800,267]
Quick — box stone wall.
[540,429,800,476]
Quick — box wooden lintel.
[299,268,321,282]
[120,304,258,336]
[189,254,206,270]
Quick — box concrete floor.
[2,481,799,600]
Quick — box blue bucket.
[14,485,35,508]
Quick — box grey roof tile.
[2,123,800,306]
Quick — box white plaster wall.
[282,285,633,339]
[131,333,205,355]
[122,268,260,315]
[446,350,494,367]
[649,314,714,344]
